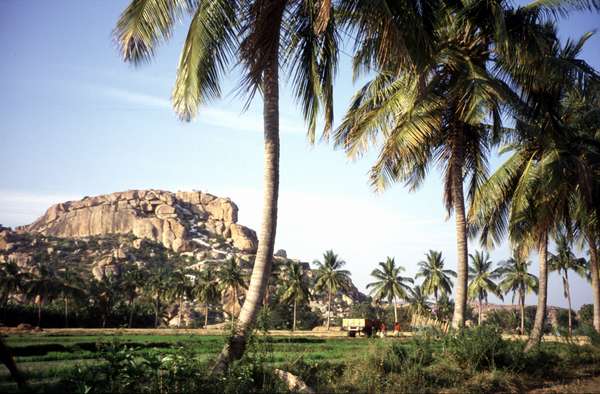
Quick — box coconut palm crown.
[314,250,352,330]
[279,260,311,331]
[415,250,456,305]
[498,253,539,335]
[367,257,413,323]
[193,268,221,328]
[468,251,503,325]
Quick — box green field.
[3,330,600,393]
[0,332,386,393]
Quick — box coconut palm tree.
[263,257,286,306]
[169,269,193,328]
[407,285,431,316]
[498,254,539,335]
[278,261,311,331]
[114,0,338,370]
[469,32,600,349]
[415,250,456,309]
[217,258,247,324]
[144,263,173,328]
[468,251,503,325]
[89,275,120,328]
[193,268,221,328]
[548,232,588,335]
[314,250,351,330]
[367,257,413,323]
[24,258,64,327]
[566,82,600,334]
[0,260,30,310]
[56,264,85,328]
[335,3,518,330]
[575,202,600,333]
[120,263,144,328]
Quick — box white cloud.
[95,86,305,135]
[0,191,82,228]
[98,86,171,109]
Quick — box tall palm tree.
[549,232,588,335]
[144,263,173,328]
[120,264,144,328]
[278,261,310,331]
[93,274,124,328]
[415,250,456,310]
[407,285,431,317]
[367,257,413,323]
[217,258,247,324]
[498,254,539,335]
[575,201,600,333]
[468,251,503,325]
[193,268,221,328]
[56,264,85,328]
[469,31,600,348]
[335,2,519,329]
[169,269,193,328]
[24,258,64,327]
[314,250,352,330]
[114,0,338,370]
[567,76,600,333]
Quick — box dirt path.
[528,376,600,393]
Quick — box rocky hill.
[2,189,367,327]
[18,189,258,260]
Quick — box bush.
[574,324,600,346]
[442,326,508,371]
[578,304,594,327]
[483,309,526,334]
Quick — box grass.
[0,332,383,393]
[2,328,600,393]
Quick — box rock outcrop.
[19,190,257,254]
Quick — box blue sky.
[1,1,599,309]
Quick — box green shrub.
[578,304,594,327]
[442,326,507,371]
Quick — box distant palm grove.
[1,0,600,377]
[1,244,595,339]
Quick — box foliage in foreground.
[30,326,599,394]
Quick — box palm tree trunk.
[564,270,572,336]
[587,235,600,333]
[37,301,42,327]
[213,27,281,372]
[155,294,160,328]
[178,296,183,328]
[128,297,134,328]
[394,298,398,323]
[526,233,548,351]
[478,297,482,326]
[293,299,297,332]
[327,288,332,331]
[450,134,468,330]
[232,287,237,324]
[520,287,525,335]
[205,304,209,328]
[64,297,69,328]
